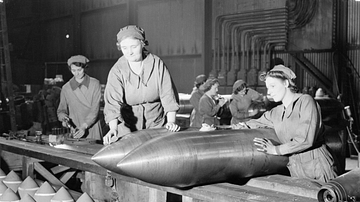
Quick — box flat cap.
[67,55,89,66]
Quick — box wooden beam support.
[34,162,67,188]
[59,170,76,184]
[51,165,71,175]
[22,156,42,179]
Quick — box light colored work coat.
[57,75,103,140]
[103,53,179,137]
[198,94,221,126]
[229,88,261,124]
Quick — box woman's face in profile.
[208,83,219,96]
[120,37,143,62]
[265,76,286,102]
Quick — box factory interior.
[0,0,360,202]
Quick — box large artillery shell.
[91,127,199,174]
[116,128,289,188]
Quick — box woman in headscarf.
[237,65,338,182]
[103,25,180,145]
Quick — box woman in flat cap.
[57,55,103,140]
[237,65,338,182]
[198,78,227,129]
[189,74,207,127]
[229,79,263,125]
[103,25,180,145]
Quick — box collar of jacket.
[70,74,90,90]
[119,53,154,88]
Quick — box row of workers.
[56,25,338,183]
[189,75,264,129]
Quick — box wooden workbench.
[0,137,320,202]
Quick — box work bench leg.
[22,156,42,179]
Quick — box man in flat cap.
[57,55,103,140]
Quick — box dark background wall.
[4,0,360,101]
[6,0,206,94]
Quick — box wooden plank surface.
[0,137,319,202]
[148,182,318,202]
[34,161,67,187]
[246,175,321,199]
[0,137,106,175]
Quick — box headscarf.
[117,25,146,43]
[271,65,296,79]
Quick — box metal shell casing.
[116,128,289,188]
[91,127,200,174]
